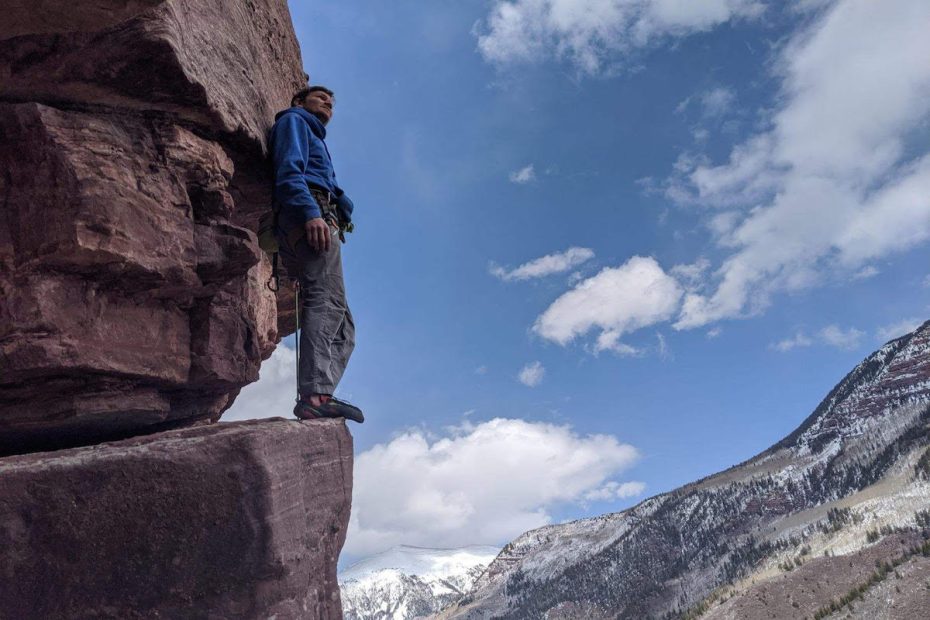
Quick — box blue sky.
[226,0,930,562]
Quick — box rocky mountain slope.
[443,321,930,619]
[340,546,500,620]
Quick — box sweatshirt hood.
[274,106,327,139]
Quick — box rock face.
[0,0,307,454]
[0,418,353,619]
[444,321,930,619]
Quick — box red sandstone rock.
[0,418,353,619]
[0,0,307,151]
[0,0,308,452]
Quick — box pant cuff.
[300,384,335,397]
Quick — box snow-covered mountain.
[441,320,930,619]
[340,545,500,620]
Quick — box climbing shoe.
[293,396,365,424]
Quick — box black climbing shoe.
[293,396,365,423]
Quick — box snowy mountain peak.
[340,545,500,620]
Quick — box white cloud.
[852,265,880,280]
[492,247,595,281]
[222,345,297,421]
[518,361,546,386]
[655,332,670,359]
[345,418,640,557]
[672,0,930,329]
[678,87,737,118]
[699,87,736,118]
[876,317,925,342]
[706,327,723,339]
[509,163,537,183]
[770,324,865,352]
[818,324,863,350]
[583,480,647,501]
[475,365,489,375]
[770,332,813,353]
[476,0,764,74]
[670,258,710,291]
[923,275,930,288]
[534,256,683,349]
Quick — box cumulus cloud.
[509,163,537,183]
[533,256,683,351]
[518,361,546,386]
[345,418,640,557]
[476,0,764,73]
[491,247,595,281]
[671,0,930,329]
[222,345,297,421]
[876,317,925,342]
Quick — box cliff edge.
[0,2,353,618]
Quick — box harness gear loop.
[267,251,280,292]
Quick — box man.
[270,85,364,423]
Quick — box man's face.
[301,90,334,125]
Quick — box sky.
[225,0,930,564]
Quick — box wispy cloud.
[518,361,546,387]
[670,0,930,329]
[476,0,764,74]
[584,480,646,501]
[876,317,925,342]
[770,324,864,352]
[677,87,737,118]
[491,247,595,281]
[509,163,536,184]
[770,332,813,353]
[818,324,863,350]
[852,265,880,280]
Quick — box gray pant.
[279,222,355,397]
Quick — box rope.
[294,281,300,402]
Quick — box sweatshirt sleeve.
[271,114,321,222]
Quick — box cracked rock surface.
[0,0,307,454]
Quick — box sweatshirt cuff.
[299,204,322,222]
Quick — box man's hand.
[305,217,331,253]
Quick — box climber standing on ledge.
[269,85,364,423]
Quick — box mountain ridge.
[442,320,930,619]
[340,545,500,620]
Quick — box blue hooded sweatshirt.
[269,106,353,231]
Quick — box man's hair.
[291,85,335,107]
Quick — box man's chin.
[313,112,331,125]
